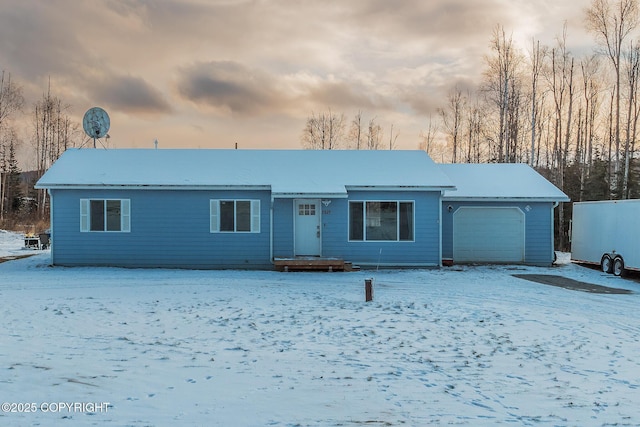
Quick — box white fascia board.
[272,193,349,199]
[346,185,456,192]
[34,184,272,191]
[442,196,571,203]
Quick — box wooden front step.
[273,257,358,272]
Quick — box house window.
[349,201,414,241]
[210,200,260,233]
[80,199,130,232]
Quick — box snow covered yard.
[0,230,33,259]
[1,231,639,426]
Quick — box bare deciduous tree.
[544,26,576,249]
[348,110,364,149]
[529,39,547,167]
[388,124,399,150]
[483,25,524,162]
[465,94,484,163]
[301,109,345,150]
[438,86,464,163]
[579,55,603,199]
[622,40,640,197]
[0,71,23,131]
[0,71,24,222]
[419,114,439,156]
[365,117,383,150]
[586,0,640,176]
[32,82,78,218]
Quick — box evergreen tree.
[1,140,22,217]
[625,156,640,198]
[583,155,611,201]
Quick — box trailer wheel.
[613,257,625,277]
[601,254,613,274]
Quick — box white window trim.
[210,199,261,233]
[80,198,131,233]
[348,200,415,242]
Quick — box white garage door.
[453,207,525,263]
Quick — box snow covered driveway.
[1,233,639,425]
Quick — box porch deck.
[273,257,359,272]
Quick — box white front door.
[294,199,321,256]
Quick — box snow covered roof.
[35,149,455,197]
[440,163,569,202]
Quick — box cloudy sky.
[1,0,594,157]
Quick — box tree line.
[0,73,80,227]
[302,0,640,250]
[433,0,640,249]
[301,109,398,150]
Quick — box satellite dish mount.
[82,107,110,148]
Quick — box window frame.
[210,199,260,233]
[80,199,131,233]
[348,200,415,242]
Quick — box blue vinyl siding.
[441,201,555,266]
[50,188,442,269]
[320,198,348,258]
[50,189,272,269]
[273,191,441,266]
[272,198,294,257]
[341,191,441,266]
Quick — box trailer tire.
[601,254,613,274]
[613,257,625,277]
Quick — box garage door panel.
[453,207,524,263]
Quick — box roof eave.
[38,184,458,193]
[442,196,571,202]
[272,193,349,199]
[36,184,272,191]
[346,185,456,191]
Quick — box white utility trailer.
[571,199,640,276]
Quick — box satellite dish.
[83,107,110,141]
